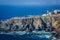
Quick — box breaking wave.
[0,31,57,40]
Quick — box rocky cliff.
[0,10,60,32]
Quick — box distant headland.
[0,10,60,32]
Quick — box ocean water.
[0,34,51,40]
[0,31,55,40]
[0,5,60,20]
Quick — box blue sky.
[0,0,60,6]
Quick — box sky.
[0,0,60,6]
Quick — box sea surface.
[0,31,57,40]
[0,5,60,20]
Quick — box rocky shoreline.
[0,10,60,31]
[0,10,60,38]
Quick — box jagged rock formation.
[52,10,60,31]
[0,16,46,32]
[0,10,60,32]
